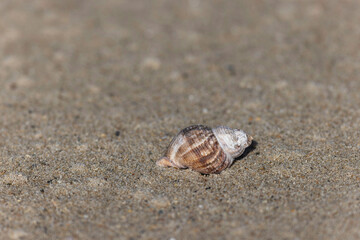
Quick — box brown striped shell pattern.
[157,125,253,174]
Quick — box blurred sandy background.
[0,0,359,239]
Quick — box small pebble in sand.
[149,196,171,209]
[2,173,28,186]
[8,229,27,240]
[87,177,108,189]
[141,57,161,70]
[157,125,253,174]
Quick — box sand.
[0,0,359,239]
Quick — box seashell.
[157,125,253,174]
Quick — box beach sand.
[0,0,359,239]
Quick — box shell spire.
[157,125,253,174]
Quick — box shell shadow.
[234,140,258,162]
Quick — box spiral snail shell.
[157,125,253,174]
